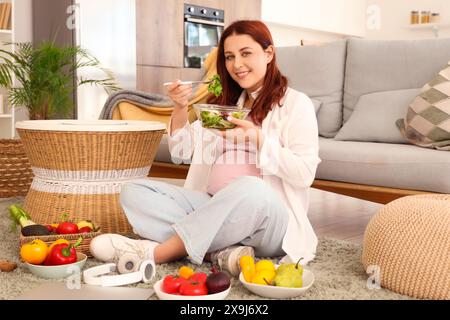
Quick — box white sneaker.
[90,233,158,274]
[210,246,255,277]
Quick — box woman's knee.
[119,182,141,208]
[120,179,162,208]
[120,182,162,216]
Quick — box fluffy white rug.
[0,197,412,300]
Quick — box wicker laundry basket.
[16,120,166,235]
[0,139,33,198]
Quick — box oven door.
[184,18,223,68]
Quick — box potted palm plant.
[0,41,120,198]
[0,41,120,119]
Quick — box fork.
[163,80,212,86]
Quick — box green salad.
[208,74,223,97]
[202,74,247,129]
[200,110,247,130]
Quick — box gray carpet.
[0,197,413,300]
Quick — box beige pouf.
[362,194,450,300]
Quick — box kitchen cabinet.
[137,0,261,95]
[137,66,181,93]
[225,0,262,25]
[184,0,224,10]
[137,0,183,68]
[137,65,209,94]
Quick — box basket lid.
[15,120,166,132]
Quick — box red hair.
[207,20,288,126]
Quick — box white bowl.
[25,252,87,279]
[239,267,314,299]
[153,279,231,300]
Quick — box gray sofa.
[154,37,450,198]
[276,37,450,195]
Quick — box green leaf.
[208,74,223,97]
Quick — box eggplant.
[20,224,51,236]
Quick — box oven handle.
[185,17,225,27]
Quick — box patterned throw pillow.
[396,61,450,150]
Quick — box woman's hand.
[210,117,264,150]
[166,80,192,136]
[166,80,192,110]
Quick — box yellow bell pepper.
[239,255,256,282]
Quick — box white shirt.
[168,87,321,264]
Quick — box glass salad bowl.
[193,104,251,130]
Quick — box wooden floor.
[152,178,383,245]
[308,188,382,244]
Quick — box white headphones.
[83,254,156,287]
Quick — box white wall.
[262,0,366,46]
[366,0,450,40]
[75,0,136,120]
[266,22,346,47]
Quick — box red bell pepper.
[44,237,82,266]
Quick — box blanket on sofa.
[98,90,172,120]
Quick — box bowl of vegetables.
[193,74,251,130]
[194,104,251,130]
[153,265,231,300]
[25,252,87,279]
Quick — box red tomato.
[78,226,92,233]
[57,222,79,234]
[189,272,207,284]
[162,275,187,294]
[179,280,208,296]
[45,225,57,233]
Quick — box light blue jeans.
[120,176,289,264]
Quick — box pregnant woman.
[90,20,321,277]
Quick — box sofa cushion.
[276,40,347,138]
[334,88,420,143]
[316,138,450,193]
[396,61,450,150]
[311,98,322,113]
[344,38,450,123]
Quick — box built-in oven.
[184,4,224,68]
